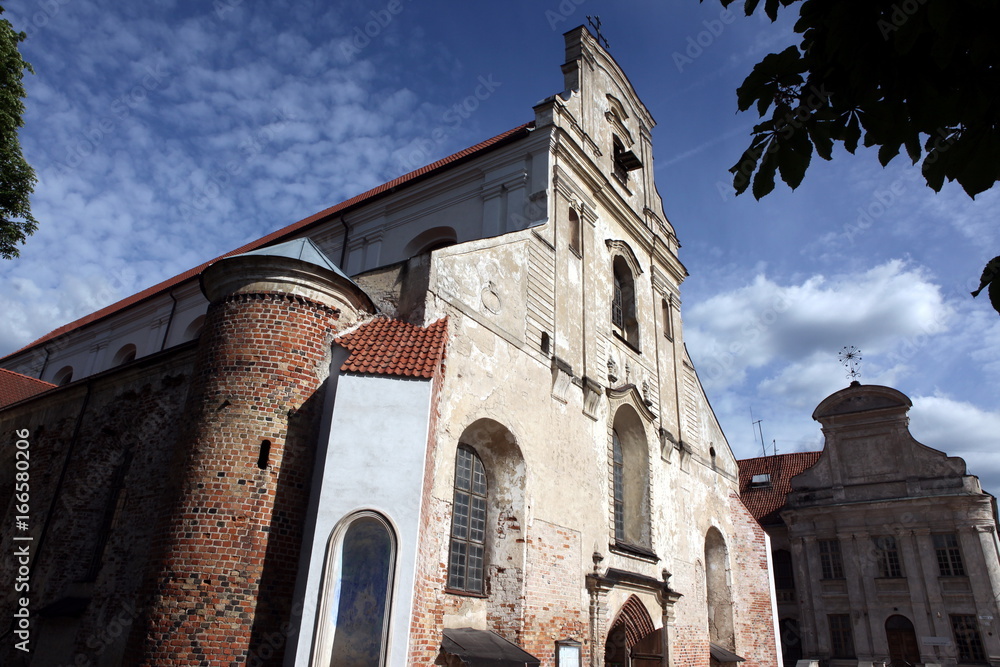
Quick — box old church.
[0,26,778,667]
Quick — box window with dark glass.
[323,514,395,667]
[448,445,487,593]
[934,533,966,576]
[819,539,845,579]
[951,615,987,663]
[873,535,903,578]
[611,256,639,347]
[773,550,795,591]
[613,430,625,542]
[828,614,856,658]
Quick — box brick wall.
[0,347,196,667]
[729,492,779,667]
[127,291,341,666]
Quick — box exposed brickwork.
[520,520,588,665]
[729,492,779,667]
[126,290,342,666]
[672,623,711,667]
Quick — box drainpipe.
[339,216,351,270]
[160,289,179,351]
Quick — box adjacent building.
[740,382,1000,667]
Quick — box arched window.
[112,343,136,366]
[403,225,458,257]
[315,512,396,667]
[612,256,639,347]
[613,430,625,542]
[182,315,206,342]
[53,366,74,386]
[611,407,651,550]
[705,528,735,650]
[448,445,487,593]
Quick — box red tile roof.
[5,123,533,359]
[335,317,447,379]
[0,368,56,408]
[737,451,822,525]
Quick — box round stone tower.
[129,239,374,666]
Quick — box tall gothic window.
[613,430,625,542]
[448,445,487,593]
[612,256,638,347]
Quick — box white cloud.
[686,259,952,393]
[909,395,1000,495]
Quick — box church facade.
[0,27,779,667]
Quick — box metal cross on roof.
[839,346,862,382]
[587,15,610,50]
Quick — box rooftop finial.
[586,15,610,50]
[839,346,862,383]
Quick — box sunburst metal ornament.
[839,346,862,382]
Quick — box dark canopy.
[441,627,541,667]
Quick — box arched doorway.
[885,615,920,667]
[604,595,662,667]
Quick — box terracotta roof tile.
[0,368,56,409]
[737,451,822,524]
[335,317,447,379]
[5,123,533,359]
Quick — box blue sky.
[3,0,999,492]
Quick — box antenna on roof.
[751,406,767,457]
[587,15,610,50]
[839,345,862,383]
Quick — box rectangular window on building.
[951,615,987,664]
[819,539,845,579]
[828,614,856,659]
[873,535,904,578]
[934,533,966,576]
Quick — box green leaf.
[843,113,861,153]
[752,142,779,199]
[877,142,900,167]
[903,133,921,164]
[777,125,813,189]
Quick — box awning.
[441,627,541,667]
[710,643,746,663]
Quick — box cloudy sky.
[3,1,999,492]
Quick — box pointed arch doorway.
[885,615,920,667]
[604,595,663,667]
